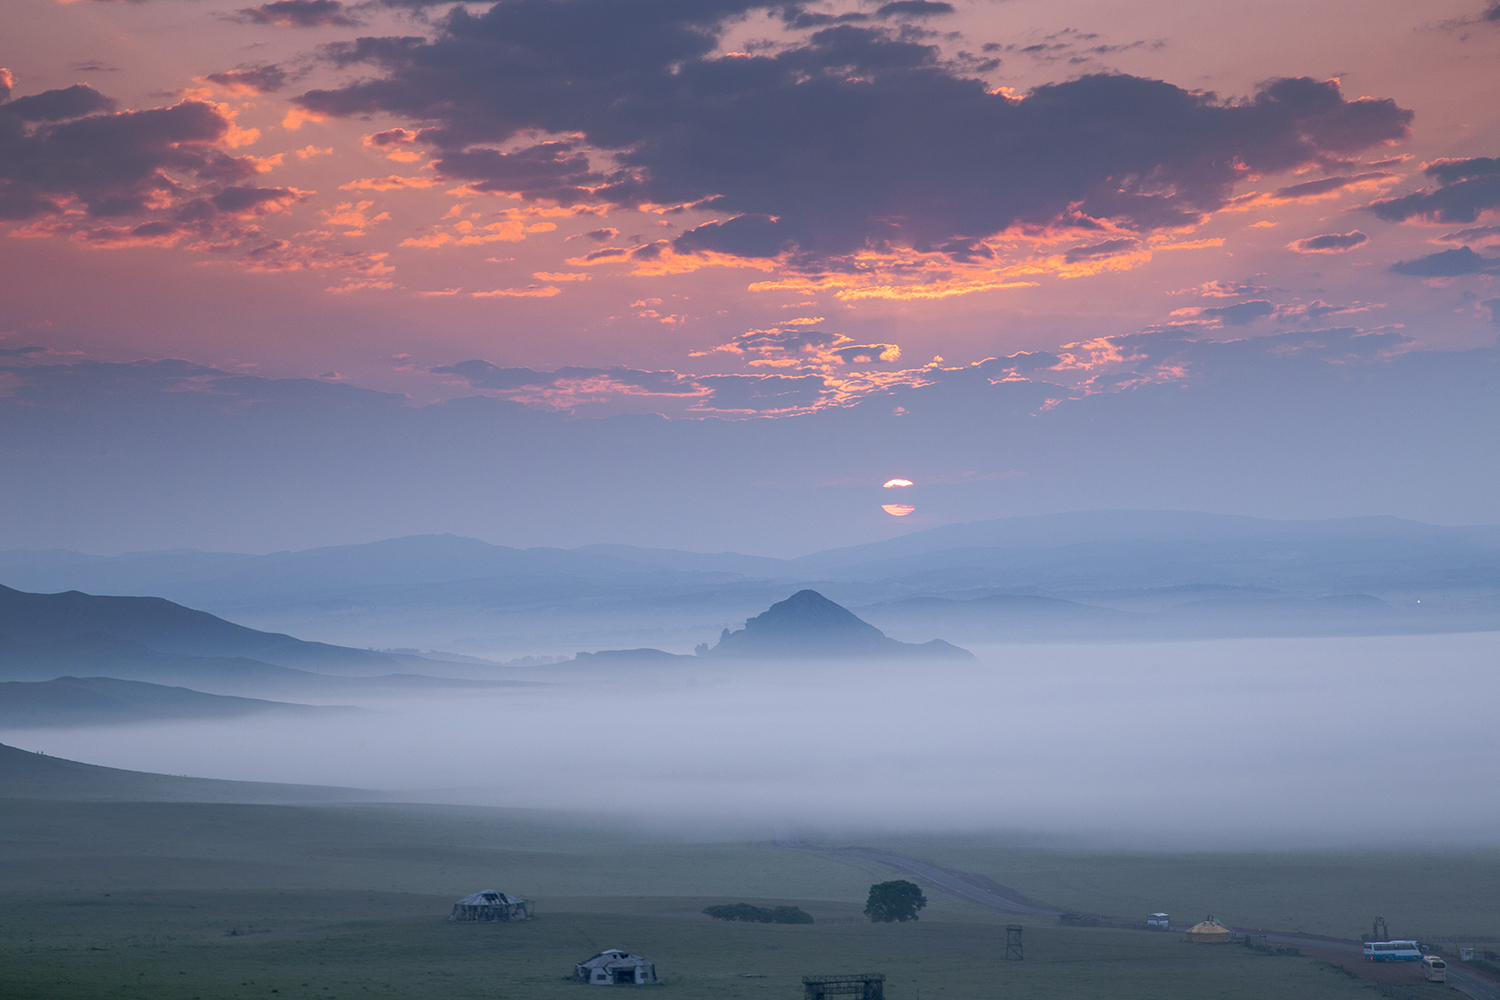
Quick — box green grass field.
[0,798,1478,1000]
[842,832,1500,940]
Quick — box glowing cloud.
[471,285,561,298]
[883,478,914,488]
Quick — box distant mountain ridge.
[5,511,1500,650]
[856,591,1404,642]
[0,584,402,671]
[0,586,529,700]
[9,513,1500,595]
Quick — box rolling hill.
[0,586,537,695]
[0,676,351,727]
[0,584,407,671]
[0,741,383,803]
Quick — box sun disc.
[883,478,914,488]
[881,504,915,516]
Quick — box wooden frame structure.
[802,974,885,999]
[1006,924,1024,960]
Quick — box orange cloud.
[282,107,326,130]
[693,327,900,369]
[400,233,452,248]
[322,200,389,234]
[1222,171,1399,212]
[364,128,423,162]
[340,176,441,191]
[238,241,393,277]
[471,285,562,298]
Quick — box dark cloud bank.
[231,0,363,28]
[0,76,299,237]
[1368,157,1500,277]
[1371,157,1500,226]
[295,0,1412,261]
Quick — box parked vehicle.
[1423,955,1447,982]
[1364,941,1421,962]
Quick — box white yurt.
[449,890,533,922]
[574,949,658,986]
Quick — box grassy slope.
[0,744,381,803]
[0,799,1436,1000]
[841,832,1500,940]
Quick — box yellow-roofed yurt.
[1185,916,1232,943]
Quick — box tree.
[864,880,927,923]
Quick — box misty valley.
[3,511,1500,1000]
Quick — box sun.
[882,504,915,517]
[883,478,914,488]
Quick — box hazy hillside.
[858,591,1409,643]
[0,677,350,728]
[0,630,328,691]
[0,587,539,695]
[789,511,1500,592]
[0,585,413,672]
[0,742,383,803]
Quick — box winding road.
[835,848,1058,917]
[784,838,1499,1000]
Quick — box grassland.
[844,832,1500,940]
[0,798,1477,1000]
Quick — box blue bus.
[1364,941,1421,962]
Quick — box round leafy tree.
[864,880,927,923]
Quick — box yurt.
[1185,916,1232,943]
[574,949,658,986]
[449,890,532,922]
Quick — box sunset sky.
[3,0,1500,554]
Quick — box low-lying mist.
[8,631,1497,850]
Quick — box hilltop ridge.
[707,590,973,660]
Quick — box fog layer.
[8,632,1496,849]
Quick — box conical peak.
[706,589,974,660]
[745,590,883,636]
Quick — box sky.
[3,0,1500,555]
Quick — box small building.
[1185,916,1232,943]
[449,890,532,922]
[803,974,884,999]
[1147,913,1170,930]
[575,950,658,986]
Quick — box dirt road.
[796,839,1499,1000]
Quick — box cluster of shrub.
[702,903,815,924]
[1240,938,1301,957]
